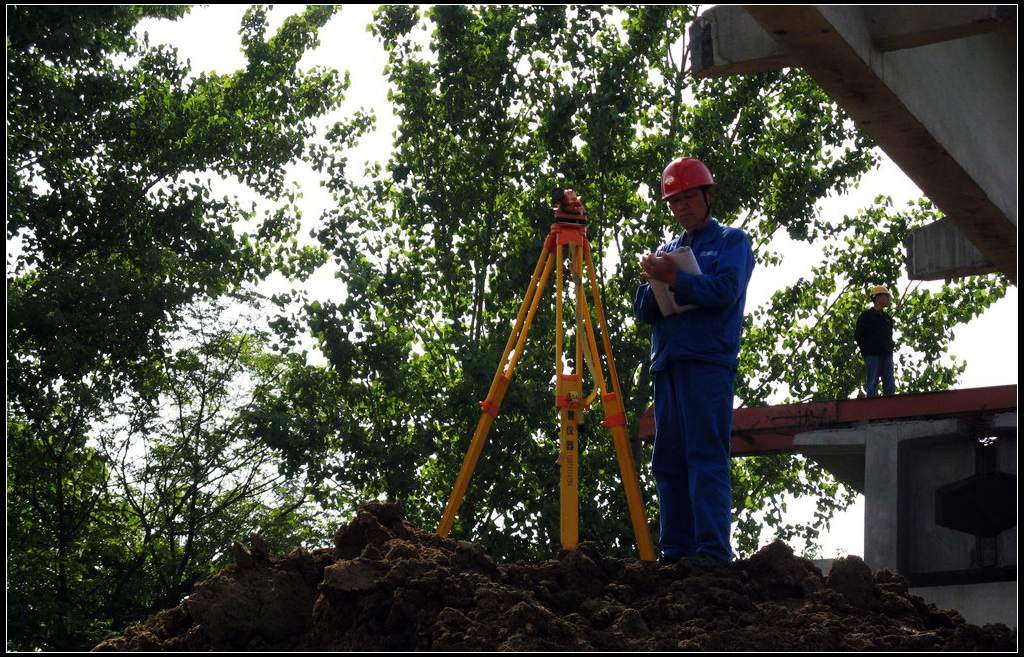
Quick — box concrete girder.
[689,6,1017,282]
[904,217,997,280]
[862,6,1016,52]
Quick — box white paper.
[649,246,702,316]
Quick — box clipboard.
[649,246,701,316]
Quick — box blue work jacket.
[633,219,755,372]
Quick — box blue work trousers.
[652,360,735,562]
[864,353,895,397]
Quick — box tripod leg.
[572,245,585,381]
[556,243,585,551]
[578,248,657,561]
[582,245,625,400]
[556,370,582,550]
[438,246,556,538]
[555,242,565,378]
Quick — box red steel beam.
[636,385,1017,456]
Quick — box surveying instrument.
[437,188,656,561]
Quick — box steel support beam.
[637,385,1018,456]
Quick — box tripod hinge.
[478,374,512,417]
[601,392,627,427]
[602,413,627,428]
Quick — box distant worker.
[634,157,755,565]
[854,285,896,397]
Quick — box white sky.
[133,4,1017,559]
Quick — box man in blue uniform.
[635,157,755,564]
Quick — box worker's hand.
[640,252,675,285]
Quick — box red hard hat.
[661,157,715,201]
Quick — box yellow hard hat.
[869,285,891,299]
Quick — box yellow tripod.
[437,189,656,561]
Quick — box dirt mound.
[94,502,1016,651]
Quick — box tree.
[6,5,357,649]
[293,4,1008,562]
[93,300,322,626]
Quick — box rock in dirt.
[94,503,1017,652]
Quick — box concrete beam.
[806,453,866,494]
[863,6,1016,52]
[689,5,793,76]
[688,6,1017,282]
[690,6,1017,76]
[794,429,866,493]
[904,217,997,280]
[991,411,1017,433]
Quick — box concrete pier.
[795,411,1016,627]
